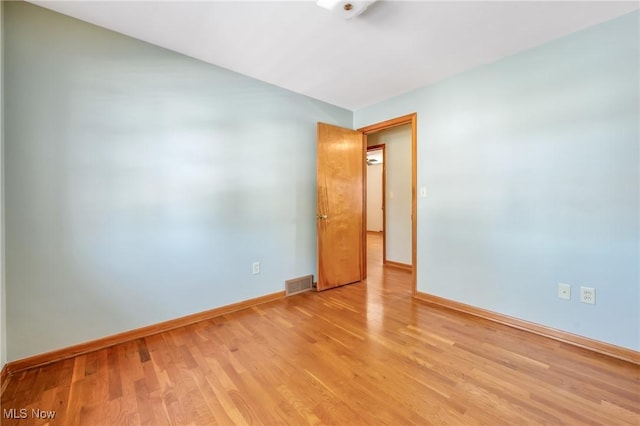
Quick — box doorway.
[315,114,416,294]
[366,144,385,265]
[359,113,417,295]
[365,125,412,270]
[366,144,384,231]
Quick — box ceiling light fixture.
[316,0,377,19]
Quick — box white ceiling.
[30,1,639,110]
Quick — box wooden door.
[316,122,364,291]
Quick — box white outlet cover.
[558,283,571,300]
[580,286,596,304]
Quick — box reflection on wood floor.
[2,232,639,424]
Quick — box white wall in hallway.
[366,162,383,232]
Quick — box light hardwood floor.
[2,233,639,425]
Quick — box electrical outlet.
[558,283,571,300]
[252,262,260,275]
[580,286,595,304]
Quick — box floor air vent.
[285,275,314,296]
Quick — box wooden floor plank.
[2,233,639,425]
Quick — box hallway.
[365,230,413,297]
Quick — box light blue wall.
[5,2,639,361]
[355,12,640,351]
[4,2,351,361]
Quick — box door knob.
[317,214,328,220]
